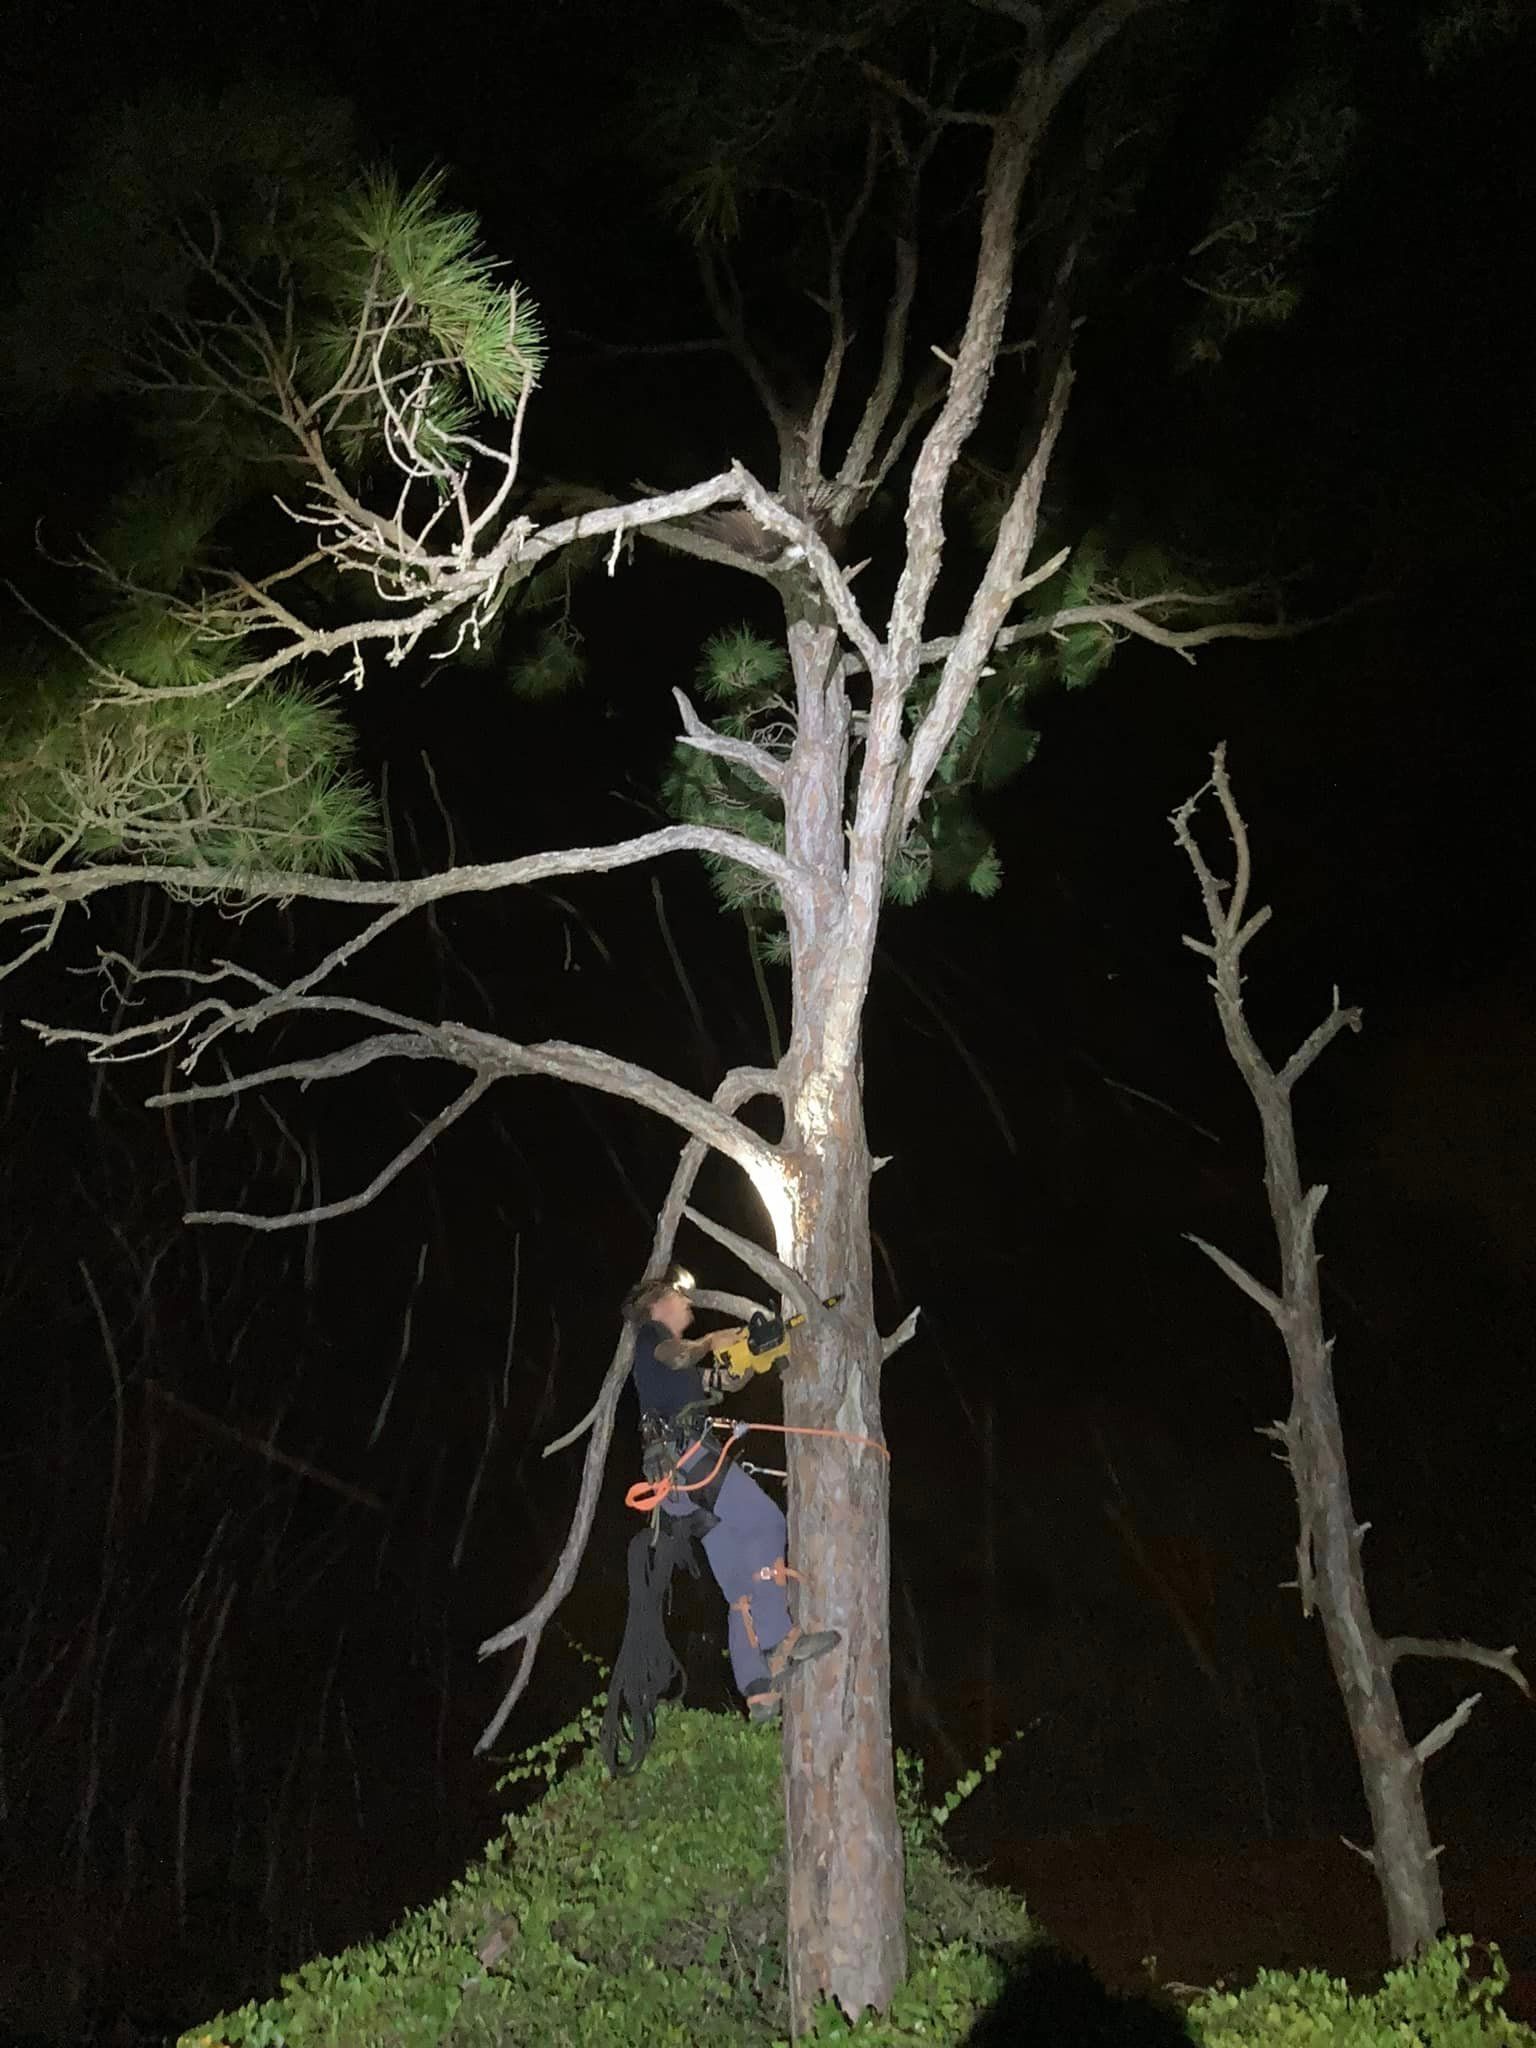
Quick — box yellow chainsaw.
[711,1298,841,1378]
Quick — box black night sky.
[2,2,1534,2040]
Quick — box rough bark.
[771,608,905,2021]
[1174,745,1528,1960]
[1257,1119,1447,1956]
[781,1075,900,2022]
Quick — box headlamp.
[669,1264,696,1295]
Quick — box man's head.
[622,1269,696,1335]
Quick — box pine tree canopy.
[2,92,545,885]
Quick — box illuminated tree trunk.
[780,1075,902,2024]
[771,613,905,2025]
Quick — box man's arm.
[657,1327,751,1396]
[653,1332,722,1369]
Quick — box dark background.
[2,1,1533,2038]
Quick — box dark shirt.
[631,1320,708,1434]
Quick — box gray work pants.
[664,1459,792,1697]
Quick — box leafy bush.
[1190,1936,1534,2048]
[178,1698,1533,2048]
[180,1696,1032,2048]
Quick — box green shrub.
[1190,1936,1534,2048]
[179,1699,1533,2048]
[180,1696,1033,2048]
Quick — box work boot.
[782,1628,841,1669]
[744,1630,841,1723]
[767,1627,841,1681]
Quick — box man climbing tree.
[606,1266,840,1754]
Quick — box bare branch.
[145,1380,384,1509]
[635,515,783,581]
[1185,1232,1288,1329]
[184,1071,494,1230]
[731,465,884,674]
[1207,739,1255,933]
[682,1203,814,1317]
[1,824,811,975]
[204,1013,781,1185]
[881,1306,922,1360]
[803,119,881,480]
[884,59,1043,691]
[835,208,920,502]
[876,590,1353,678]
[1279,991,1364,1092]
[858,61,997,127]
[1414,1692,1483,1766]
[695,1286,774,1323]
[560,477,784,581]
[897,354,1073,836]
[21,467,752,715]
[475,1325,633,1748]
[1050,0,1168,100]
[1170,745,1279,1094]
[1103,605,1330,662]
[672,688,785,791]
[34,953,788,1249]
[699,247,798,457]
[1387,1637,1529,1697]
[868,374,944,498]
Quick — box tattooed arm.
[657,1327,751,1395]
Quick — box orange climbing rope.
[623,1432,734,1515]
[718,1419,892,1462]
[623,1417,890,1515]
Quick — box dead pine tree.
[1171,741,1529,1959]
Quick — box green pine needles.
[308,168,545,472]
[663,627,793,917]
[1,646,379,882]
[3,146,548,885]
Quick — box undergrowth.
[178,1695,1535,2048]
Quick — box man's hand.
[657,1326,748,1373]
[701,1330,753,1397]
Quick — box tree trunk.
[774,611,905,2027]
[1269,1125,1447,1954]
[1176,750,1526,1961]
[780,1071,904,2027]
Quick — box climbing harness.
[624,1415,890,1516]
[624,1426,737,1516]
